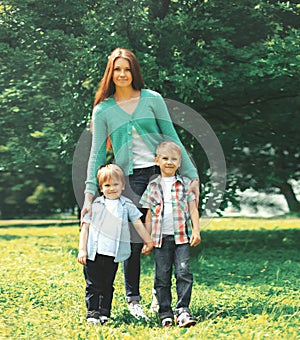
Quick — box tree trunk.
[279,182,300,213]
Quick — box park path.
[0,219,79,227]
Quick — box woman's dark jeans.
[122,165,158,302]
[154,235,193,320]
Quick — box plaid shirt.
[140,174,196,248]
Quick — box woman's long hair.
[93,48,144,107]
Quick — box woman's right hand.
[81,193,93,219]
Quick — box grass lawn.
[0,218,299,339]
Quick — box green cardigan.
[85,89,198,195]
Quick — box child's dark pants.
[84,253,118,317]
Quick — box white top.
[132,126,155,169]
[96,199,120,256]
[161,176,175,235]
[105,198,120,216]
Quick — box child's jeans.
[154,235,193,320]
[84,253,118,317]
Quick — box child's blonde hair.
[156,141,182,157]
[96,164,125,189]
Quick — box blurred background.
[0,0,299,219]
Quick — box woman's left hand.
[188,179,200,206]
[190,232,201,247]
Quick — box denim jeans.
[122,165,159,302]
[84,253,118,317]
[154,235,193,320]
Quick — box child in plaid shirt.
[140,141,201,328]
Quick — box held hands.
[77,250,88,265]
[190,231,201,247]
[141,241,154,255]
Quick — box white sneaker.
[175,312,197,328]
[99,315,109,325]
[150,289,159,314]
[86,311,100,324]
[161,317,173,327]
[87,317,100,324]
[128,301,149,321]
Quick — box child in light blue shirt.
[78,164,153,324]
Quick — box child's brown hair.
[156,141,182,158]
[96,164,125,189]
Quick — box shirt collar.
[153,173,184,185]
[93,195,127,206]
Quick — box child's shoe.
[128,301,149,321]
[175,310,197,328]
[86,310,100,324]
[161,317,173,327]
[99,315,109,325]
[150,289,159,314]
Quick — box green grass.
[0,218,299,339]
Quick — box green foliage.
[0,218,299,339]
[1,0,299,217]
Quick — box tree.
[1,0,299,217]
[140,0,300,213]
[0,0,89,216]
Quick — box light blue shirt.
[83,195,142,262]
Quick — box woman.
[82,47,199,320]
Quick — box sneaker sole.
[178,319,197,328]
[163,322,173,327]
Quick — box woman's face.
[112,57,133,89]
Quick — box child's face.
[100,176,124,200]
[155,149,181,177]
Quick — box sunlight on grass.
[203,217,300,230]
[0,219,299,339]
